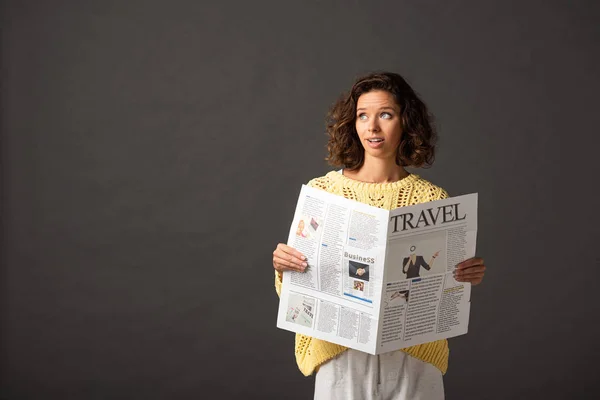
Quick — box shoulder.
[306,171,340,192]
[410,175,449,202]
[305,171,449,202]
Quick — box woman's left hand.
[454,257,486,286]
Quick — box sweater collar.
[326,170,418,191]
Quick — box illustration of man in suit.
[402,245,440,278]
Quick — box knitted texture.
[274,170,450,376]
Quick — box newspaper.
[276,185,477,354]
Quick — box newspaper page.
[377,193,477,353]
[276,185,477,355]
[276,185,389,353]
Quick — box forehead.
[356,90,399,110]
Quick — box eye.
[380,112,392,119]
[357,113,368,121]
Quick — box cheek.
[355,121,362,135]
[388,123,403,143]
[355,123,366,141]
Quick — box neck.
[346,157,409,184]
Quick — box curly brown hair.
[326,72,437,169]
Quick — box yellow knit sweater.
[275,170,451,377]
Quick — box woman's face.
[355,90,403,163]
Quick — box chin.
[365,151,395,161]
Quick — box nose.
[368,119,380,132]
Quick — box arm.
[420,256,431,271]
[402,257,410,274]
[425,251,440,270]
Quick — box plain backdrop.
[1,0,599,399]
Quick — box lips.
[365,137,385,149]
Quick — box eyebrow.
[356,106,397,112]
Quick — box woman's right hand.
[273,243,307,273]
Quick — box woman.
[272,72,486,399]
[402,246,441,278]
[296,219,308,238]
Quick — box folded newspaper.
[276,185,478,354]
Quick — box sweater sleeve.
[274,270,283,297]
[438,187,449,200]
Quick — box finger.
[455,273,485,282]
[454,267,485,276]
[455,266,486,275]
[273,246,306,264]
[276,243,306,261]
[273,257,301,272]
[273,256,306,272]
[456,272,485,280]
[461,276,483,285]
[456,257,484,269]
[274,249,308,269]
[276,243,306,260]
[279,255,307,271]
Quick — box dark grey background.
[1,0,598,399]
